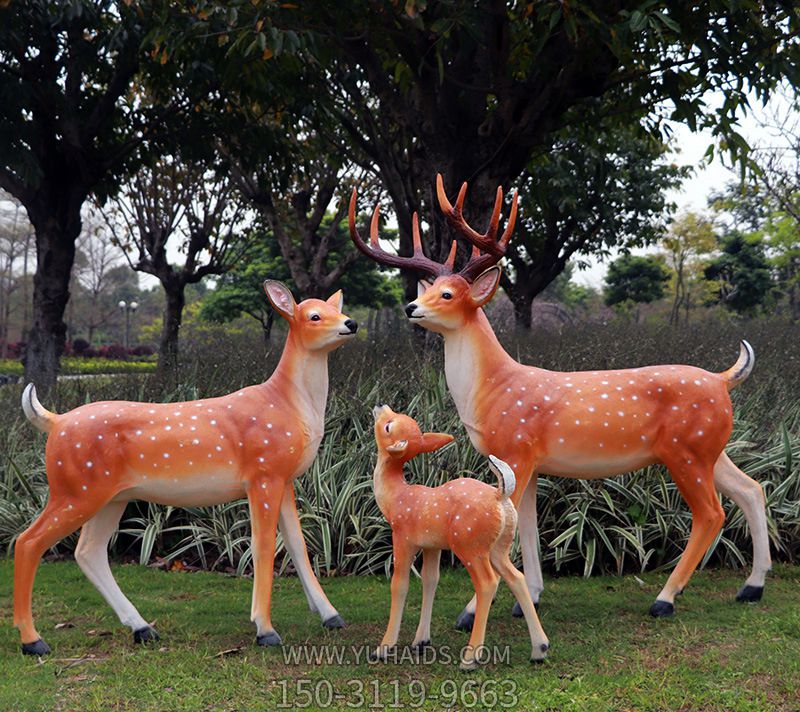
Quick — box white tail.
[21,384,55,433]
[488,454,515,500]
[721,340,755,390]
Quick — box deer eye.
[310,313,321,321]
[441,291,452,300]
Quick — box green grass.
[1,560,798,711]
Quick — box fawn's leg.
[279,485,345,627]
[75,500,156,643]
[713,451,771,602]
[491,546,549,662]
[412,548,441,649]
[456,454,537,631]
[458,555,498,671]
[248,477,285,645]
[374,538,417,659]
[650,453,725,617]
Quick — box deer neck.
[373,456,407,520]
[266,333,330,431]
[443,309,517,432]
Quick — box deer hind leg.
[458,555,498,671]
[650,455,725,617]
[279,485,345,628]
[456,455,537,630]
[74,500,156,644]
[247,477,285,646]
[513,474,543,617]
[491,501,549,661]
[373,539,417,660]
[14,493,112,654]
[713,451,771,602]
[412,548,441,649]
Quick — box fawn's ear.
[417,279,432,298]
[264,280,296,321]
[469,266,501,307]
[326,290,343,313]
[419,432,455,453]
[386,439,408,454]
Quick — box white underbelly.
[116,470,247,507]
[539,451,658,479]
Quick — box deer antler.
[435,174,518,281]
[348,189,457,280]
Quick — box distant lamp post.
[118,300,138,350]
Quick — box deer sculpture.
[14,280,355,655]
[371,405,549,670]
[349,176,771,627]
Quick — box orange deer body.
[350,176,771,626]
[371,406,548,670]
[14,281,355,655]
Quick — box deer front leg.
[373,538,416,660]
[279,485,345,628]
[513,474,543,616]
[412,548,441,649]
[248,477,285,646]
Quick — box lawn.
[0,560,798,711]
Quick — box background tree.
[0,2,168,389]
[704,233,774,315]
[104,159,251,384]
[193,1,800,300]
[661,212,717,325]
[501,121,684,328]
[0,191,34,357]
[604,254,669,319]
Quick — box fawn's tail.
[488,455,516,500]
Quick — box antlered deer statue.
[349,176,771,626]
[14,281,355,655]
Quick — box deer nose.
[344,319,358,333]
[405,303,418,318]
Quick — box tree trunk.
[24,218,79,393]
[510,289,534,330]
[156,285,185,388]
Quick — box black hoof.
[736,584,764,603]
[455,609,475,632]
[323,614,346,629]
[133,626,160,644]
[649,600,675,618]
[21,638,51,656]
[368,645,394,662]
[256,631,282,647]
[411,639,430,652]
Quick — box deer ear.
[326,289,343,313]
[469,266,501,307]
[419,432,454,453]
[264,280,296,320]
[417,279,432,298]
